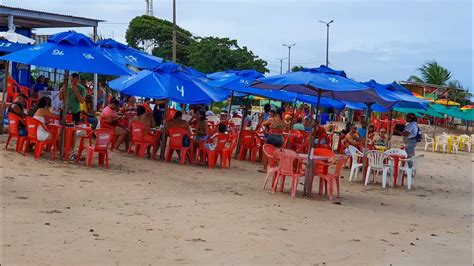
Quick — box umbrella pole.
[60,70,70,160]
[234,95,250,159]
[466,121,470,135]
[285,99,298,148]
[432,119,438,138]
[303,91,322,197]
[227,91,234,120]
[159,101,169,160]
[387,109,393,148]
[0,60,10,134]
[361,103,373,175]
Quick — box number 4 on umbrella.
[176,85,185,97]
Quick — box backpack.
[415,126,422,142]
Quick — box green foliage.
[188,37,268,73]
[125,16,267,73]
[291,65,304,72]
[409,61,452,85]
[125,15,195,64]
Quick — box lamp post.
[172,0,177,62]
[318,19,334,67]
[276,57,287,75]
[282,44,295,72]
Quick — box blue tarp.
[108,62,230,104]
[0,31,131,76]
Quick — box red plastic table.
[63,126,92,160]
[389,154,406,187]
[297,153,331,196]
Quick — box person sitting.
[131,106,157,157]
[367,125,375,144]
[8,93,28,136]
[344,124,363,148]
[303,116,312,132]
[374,128,389,147]
[121,96,138,122]
[81,95,98,129]
[205,123,228,151]
[262,108,286,148]
[166,110,192,137]
[358,120,368,139]
[32,75,47,97]
[293,117,305,131]
[313,120,328,146]
[32,97,60,144]
[100,98,130,151]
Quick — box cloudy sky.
[6,0,473,92]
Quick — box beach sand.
[0,134,472,265]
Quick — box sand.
[0,133,472,265]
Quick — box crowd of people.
[7,72,420,163]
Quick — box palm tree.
[408,61,452,85]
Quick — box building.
[0,5,103,87]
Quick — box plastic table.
[389,154,406,187]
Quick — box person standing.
[59,73,86,124]
[399,113,420,159]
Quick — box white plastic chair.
[348,145,363,182]
[424,134,434,151]
[384,148,408,157]
[207,116,220,124]
[229,117,242,126]
[435,135,448,153]
[459,135,471,152]
[365,150,393,188]
[398,154,424,189]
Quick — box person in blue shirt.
[33,75,47,93]
[320,112,330,125]
[357,120,368,139]
[293,117,305,130]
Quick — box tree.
[408,61,452,85]
[125,15,195,64]
[188,37,268,73]
[409,61,471,105]
[291,65,304,72]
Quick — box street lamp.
[318,19,334,67]
[172,0,177,62]
[276,57,287,75]
[282,43,296,72]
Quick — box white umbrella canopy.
[0,31,35,44]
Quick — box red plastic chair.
[222,133,238,168]
[296,132,310,153]
[337,134,347,154]
[23,117,58,160]
[128,122,159,159]
[272,149,304,197]
[313,148,336,195]
[6,76,19,103]
[262,144,281,189]
[317,156,348,200]
[285,130,303,150]
[204,133,230,169]
[5,113,26,153]
[166,128,193,164]
[99,119,118,150]
[77,129,114,168]
[238,130,260,162]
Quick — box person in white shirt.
[397,113,419,159]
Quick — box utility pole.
[172,0,177,62]
[282,44,295,72]
[318,19,334,67]
[276,57,287,75]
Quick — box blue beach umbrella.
[252,66,390,107]
[0,31,131,76]
[362,80,428,110]
[0,39,31,53]
[97,39,162,70]
[108,62,230,104]
[251,65,393,197]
